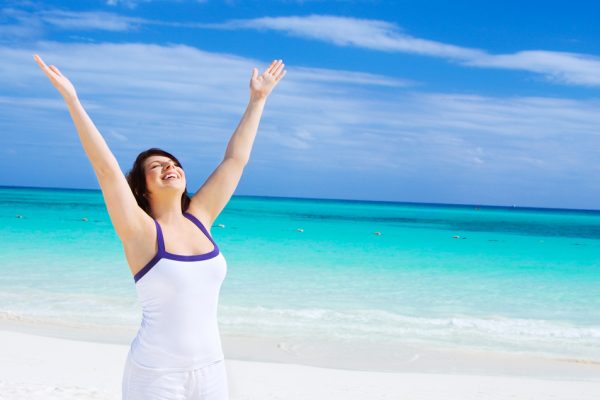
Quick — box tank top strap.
[153,219,166,254]
[183,212,217,246]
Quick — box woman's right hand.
[34,54,78,103]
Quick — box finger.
[34,54,49,69]
[33,54,58,79]
[49,65,62,76]
[266,59,279,74]
[272,62,285,77]
[272,59,283,74]
[251,67,258,81]
[34,55,57,80]
[276,69,287,81]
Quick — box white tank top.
[128,211,227,371]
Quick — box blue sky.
[1,0,599,210]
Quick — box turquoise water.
[1,186,599,360]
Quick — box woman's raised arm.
[34,54,150,241]
[187,60,287,227]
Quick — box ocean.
[1,186,599,365]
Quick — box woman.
[33,53,286,399]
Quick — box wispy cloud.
[105,0,154,9]
[0,6,145,40]
[1,40,412,158]
[212,15,483,59]
[105,0,208,9]
[39,9,146,31]
[210,15,600,87]
[0,7,45,42]
[468,50,600,86]
[9,7,600,87]
[287,65,413,87]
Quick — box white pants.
[122,353,229,400]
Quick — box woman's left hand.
[250,59,286,101]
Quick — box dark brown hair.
[126,147,191,217]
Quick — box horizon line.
[1,184,598,214]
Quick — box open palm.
[250,59,286,100]
[33,54,78,102]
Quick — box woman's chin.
[156,183,185,193]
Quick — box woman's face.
[143,155,186,196]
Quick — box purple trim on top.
[182,212,218,245]
[133,213,220,284]
[155,219,166,254]
[133,220,163,283]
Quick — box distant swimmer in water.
[373,231,382,235]
[297,228,304,232]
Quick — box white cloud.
[2,41,413,157]
[9,7,600,86]
[215,15,600,87]
[0,6,146,38]
[285,65,413,88]
[105,0,148,9]
[0,7,45,42]
[105,0,207,9]
[468,50,600,86]
[219,15,483,59]
[39,10,145,32]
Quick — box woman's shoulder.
[121,216,160,279]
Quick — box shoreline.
[2,318,600,379]
[1,328,600,400]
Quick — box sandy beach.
[1,327,599,400]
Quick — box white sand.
[1,329,599,400]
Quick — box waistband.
[127,350,225,373]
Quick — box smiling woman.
[33,53,286,400]
[125,147,192,218]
